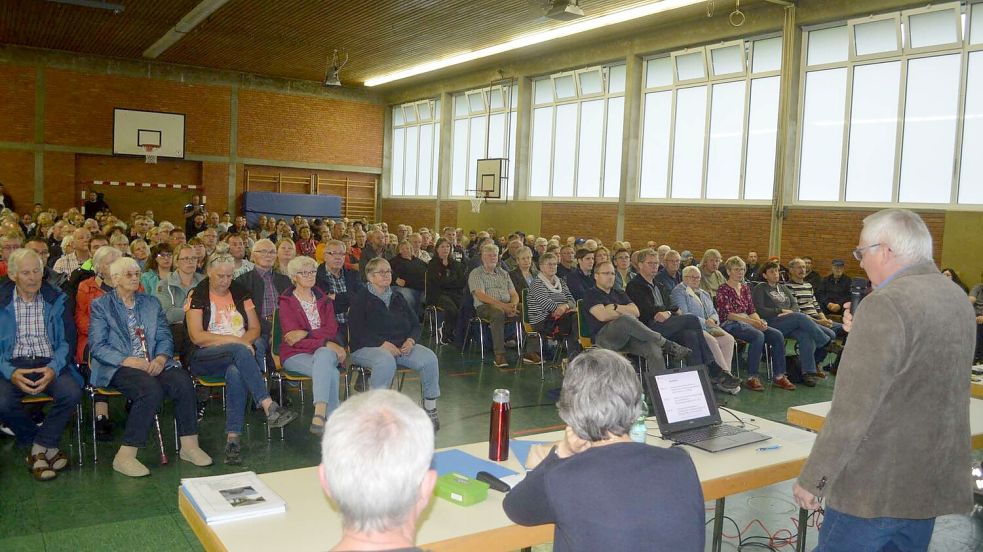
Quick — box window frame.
[387,98,440,199]
[449,84,518,200]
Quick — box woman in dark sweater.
[389,240,427,316]
[426,238,467,342]
[504,349,705,552]
[348,257,441,430]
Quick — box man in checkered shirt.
[316,239,363,342]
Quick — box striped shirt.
[13,292,54,358]
[784,280,822,319]
[527,276,576,325]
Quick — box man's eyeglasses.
[371,270,393,276]
[177,257,196,262]
[596,271,615,276]
[852,243,881,261]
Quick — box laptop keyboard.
[673,424,744,443]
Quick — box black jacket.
[390,255,427,291]
[234,267,290,334]
[819,273,851,310]
[426,257,466,307]
[348,286,421,351]
[187,278,254,356]
[625,275,676,325]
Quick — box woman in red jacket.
[277,255,346,436]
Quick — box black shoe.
[224,441,241,465]
[353,371,369,392]
[802,374,819,387]
[662,340,692,362]
[712,372,741,395]
[425,407,440,431]
[96,415,114,442]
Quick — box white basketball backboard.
[113,108,186,159]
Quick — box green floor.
[0,338,842,552]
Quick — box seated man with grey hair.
[319,390,436,551]
[504,349,704,551]
[469,243,520,368]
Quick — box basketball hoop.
[469,191,485,213]
[143,144,159,164]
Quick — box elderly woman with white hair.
[504,349,705,551]
[277,255,345,435]
[699,248,726,300]
[89,257,211,477]
[671,265,737,375]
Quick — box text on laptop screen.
[655,371,711,424]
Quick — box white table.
[181,409,817,552]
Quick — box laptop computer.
[643,365,770,453]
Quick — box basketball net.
[143,144,159,164]
[469,191,485,213]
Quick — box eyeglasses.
[595,271,615,276]
[122,271,141,278]
[157,252,172,257]
[325,251,345,257]
[177,257,196,262]
[371,270,393,276]
[296,270,316,278]
[852,243,881,261]
[253,249,276,255]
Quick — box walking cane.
[135,326,169,465]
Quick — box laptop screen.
[645,365,722,434]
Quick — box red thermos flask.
[488,389,511,461]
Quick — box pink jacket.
[277,286,339,362]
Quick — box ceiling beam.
[143,0,231,59]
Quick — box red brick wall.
[542,202,619,245]
[75,155,202,224]
[43,152,77,214]
[380,198,438,231]
[237,90,384,167]
[439,200,458,231]
[624,204,772,258]
[0,65,35,143]
[0,151,35,211]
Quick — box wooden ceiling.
[1,0,737,88]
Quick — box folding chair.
[21,394,84,467]
[520,289,548,379]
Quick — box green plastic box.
[434,472,489,506]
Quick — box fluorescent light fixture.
[143,0,232,59]
[364,0,705,87]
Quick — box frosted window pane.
[639,92,672,198]
[489,88,505,110]
[973,5,983,44]
[534,79,553,105]
[706,81,746,199]
[578,70,603,95]
[909,9,958,49]
[854,18,899,56]
[417,102,432,122]
[646,57,673,88]
[807,26,848,65]
[554,75,576,100]
[488,113,506,159]
[899,54,960,203]
[845,62,901,202]
[392,128,405,196]
[530,107,553,197]
[752,37,782,73]
[394,106,405,126]
[433,99,441,121]
[430,124,440,196]
[744,77,780,200]
[468,93,485,114]
[454,94,468,117]
[799,68,847,201]
[404,126,418,196]
[403,105,418,123]
[451,119,468,196]
[507,117,517,198]
[417,125,433,196]
[711,45,744,76]
[552,104,578,196]
[671,86,707,199]
[576,100,604,197]
[608,65,626,94]
[603,97,624,198]
[468,117,487,193]
[959,53,983,204]
[676,52,706,81]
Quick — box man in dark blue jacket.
[565,248,595,301]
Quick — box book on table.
[181,471,287,525]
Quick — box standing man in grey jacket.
[792,209,975,551]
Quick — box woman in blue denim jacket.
[670,265,736,375]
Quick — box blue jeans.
[767,313,831,373]
[188,341,270,434]
[0,370,82,448]
[817,506,935,552]
[721,320,786,378]
[394,286,423,317]
[282,347,342,415]
[350,344,441,400]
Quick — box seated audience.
[593,246,610,267]
[89,257,211,477]
[140,243,172,297]
[348,258,441,429]
[745,251,761,282]
[500,239,524,272]
[53,227,91,276]
[294,226,317,258]
[556,244,576,279]
[751,261,829,387]
[234,239,290,340]
[671,266,738,378]
[612,248,634,291]
[319,390,436,552]
[0,230,23,278]
[504,349,705,552]
[715,256,793,391]
[941,267,969,293]
[786,257,842,349]
[699,248,726,299]
[818,259,850,315]
[225,234,254,279]
[389,240,427,316]
[656,249,683,291]
[584,261,689,372]
[0,248,82,482]
[156,244,205,331]
[129,239,150,270]
[565,248,595,301]
[469,244,528,367]
[185,254,297,465]
[801,256,823,291]
[526,252,581,365]
[274,238,295,275]
[357,229,386,278]
[508,246,537,298]
[278,256,346,435]
[408,232,431,263]
[426,238,467,344]
[315,239,362,338]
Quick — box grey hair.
[481,243,500,255]
[682,265,701,278]
[108,256,140,279]
[637,248,658,263]
[516,246,533,259]
[787,257,805,269]
[558,349,643,441]
[861,208,933,264]
[206,253,235,269]
[365,256,390,274]
[700,248,722,266]
[321,390,434,534]
[92,245,122,274]
[7,248,42,276]
[286,255,317,279]
[657,245,671,255]
[664,249,681,261]
[724,255,746,271]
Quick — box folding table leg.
[711,497,725,552]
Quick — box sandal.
[46,450,69,471]
[309,414,327,436]
[26,452,57,482]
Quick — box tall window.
[391,99,440,197]
[450,85,517,198]
[529,64,625,199]
[638,36,782,201]
[797,3,983,205]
